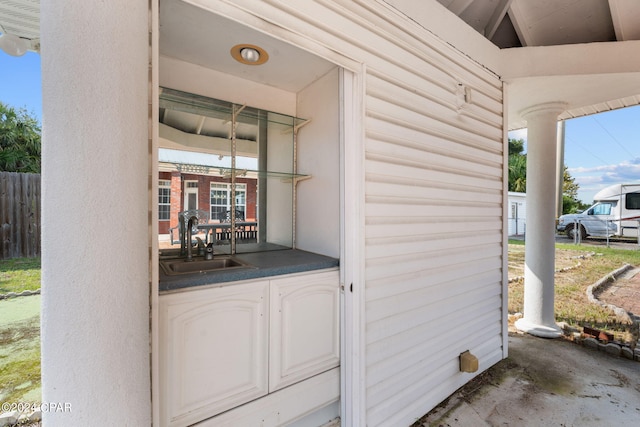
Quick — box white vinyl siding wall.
[188,1,505,425]
[361,22,504,427]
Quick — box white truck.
[557,183,640,239]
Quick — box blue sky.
[1,52,638,204]
[509,105,640,204]
[0,51,41,120]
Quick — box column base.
[515,317,562,339]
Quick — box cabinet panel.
[160,281,269,427]
[270,270,340,392]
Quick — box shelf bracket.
[281,119,311,135]
[280,175,313,184]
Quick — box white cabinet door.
[160,281,270,427]
[269,270,340,392]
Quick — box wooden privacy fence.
[0,172,41,259]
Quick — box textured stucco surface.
[40,1,151,425]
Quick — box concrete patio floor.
[416,332,640,426]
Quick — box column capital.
[519,102,568,121]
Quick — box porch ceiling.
[437,0,640,49]
[0,0,39,51]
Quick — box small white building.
[508,192,527,236]
[3,0,640,426]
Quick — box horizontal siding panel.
[364,229,501,260]
[366,312,502,391]
[364,244,503,292]
[365,199,501,219]
[365,157,501,191]
[365,262,501,307]
[364,200,502,218]
[366,74,502,140]
[366,213,501,227]
[365,311,501,417]
[366,320,503,409]
[365,288,501,346]
[365,134,501,177]
[365,269,501,322]
[366,67,503,128]
[367,325,504,400]
[366,139,502,181]
[312,1,503,96]
[364,177,502,204]
[242,0,501,98]
[365,201,502,219]
[366,95,501,154]
[365,220,500,240]
[366,321,503,399]
[369,333,504,427]
[365,244,501,286]
[352,1,503,89]
[366,116,503,166]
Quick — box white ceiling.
[160,0,336,93]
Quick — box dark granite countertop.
[159,249,339,292]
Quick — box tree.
[507,137,586,214]
[562,166,579,199]
[508,137,524,156]
[0,101,41,173]
[508,138,527,193]
[508,154,527,193]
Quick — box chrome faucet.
[186,215,198,262]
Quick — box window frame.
[210,182,247,221]
[158,179,171,221]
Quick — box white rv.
[557,184,640,239]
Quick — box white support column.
[515,102,567,339]
[40,1,151,425]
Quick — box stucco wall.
[40,1,151,425]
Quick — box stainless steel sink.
[159,248,184,260]
[160,256,253,276]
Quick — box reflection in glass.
[158,87,307,255]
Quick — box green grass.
[0,258,42,406]
[0,258,41,294]
[0,304,41,404]
[508,241,640,343]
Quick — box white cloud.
[569,159,640,182]
[508,128,527,143]
[569,159,640,202]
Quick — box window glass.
[158,180,171,220]
[159,88,301,253]
[210,183,246,221]
[592,203,612,215]
[625,193,640,210]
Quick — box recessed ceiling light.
[230,44,269,65]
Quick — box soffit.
[0,0,39,48]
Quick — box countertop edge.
[159,249,339,292]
